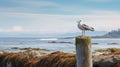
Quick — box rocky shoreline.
[0,48,120,67]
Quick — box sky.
[0,0,120,37]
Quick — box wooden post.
[75,36,92,67]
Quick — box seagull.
[77,20,94,36]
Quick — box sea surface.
[0,37,120,53]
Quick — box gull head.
[77,20,82,24]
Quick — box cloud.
[0,0,60,14]
[82,10,120,31]
[12,26,23,32]
[0,26,24,33]
[0,10,120,34]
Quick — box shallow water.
[0,37,120,53]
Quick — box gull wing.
[82,24,90,30]
[90,27,94,31]
[82,24,94,31]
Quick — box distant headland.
[93,29,120,38]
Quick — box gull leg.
[82,30,83,36]
[83,31,84,36]
[84,30,85,36]
[84,30,85,35]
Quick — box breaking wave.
[39,38,58,41]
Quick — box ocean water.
[0,37,120,53]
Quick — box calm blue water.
[0,37,120,53]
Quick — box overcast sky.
[0,0,120,36]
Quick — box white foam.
[40,38,58,41]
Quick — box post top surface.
[76,36,91,39]
[75,36,91,45]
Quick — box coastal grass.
[37,51,76,67]
[95,48,120,53]
[0,51,76,67]
[11,47,50,51]
[1,49,120,67]
[0,48,120,67]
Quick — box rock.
[107,43,118,45]
[48,41,73,44]
[0,51,4,55]
[114,61,120,67]
[93,52,104,56]
[24,50,46,58]
[92,43,99,45]
[93,52,110,56]
[93,55,120,67]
